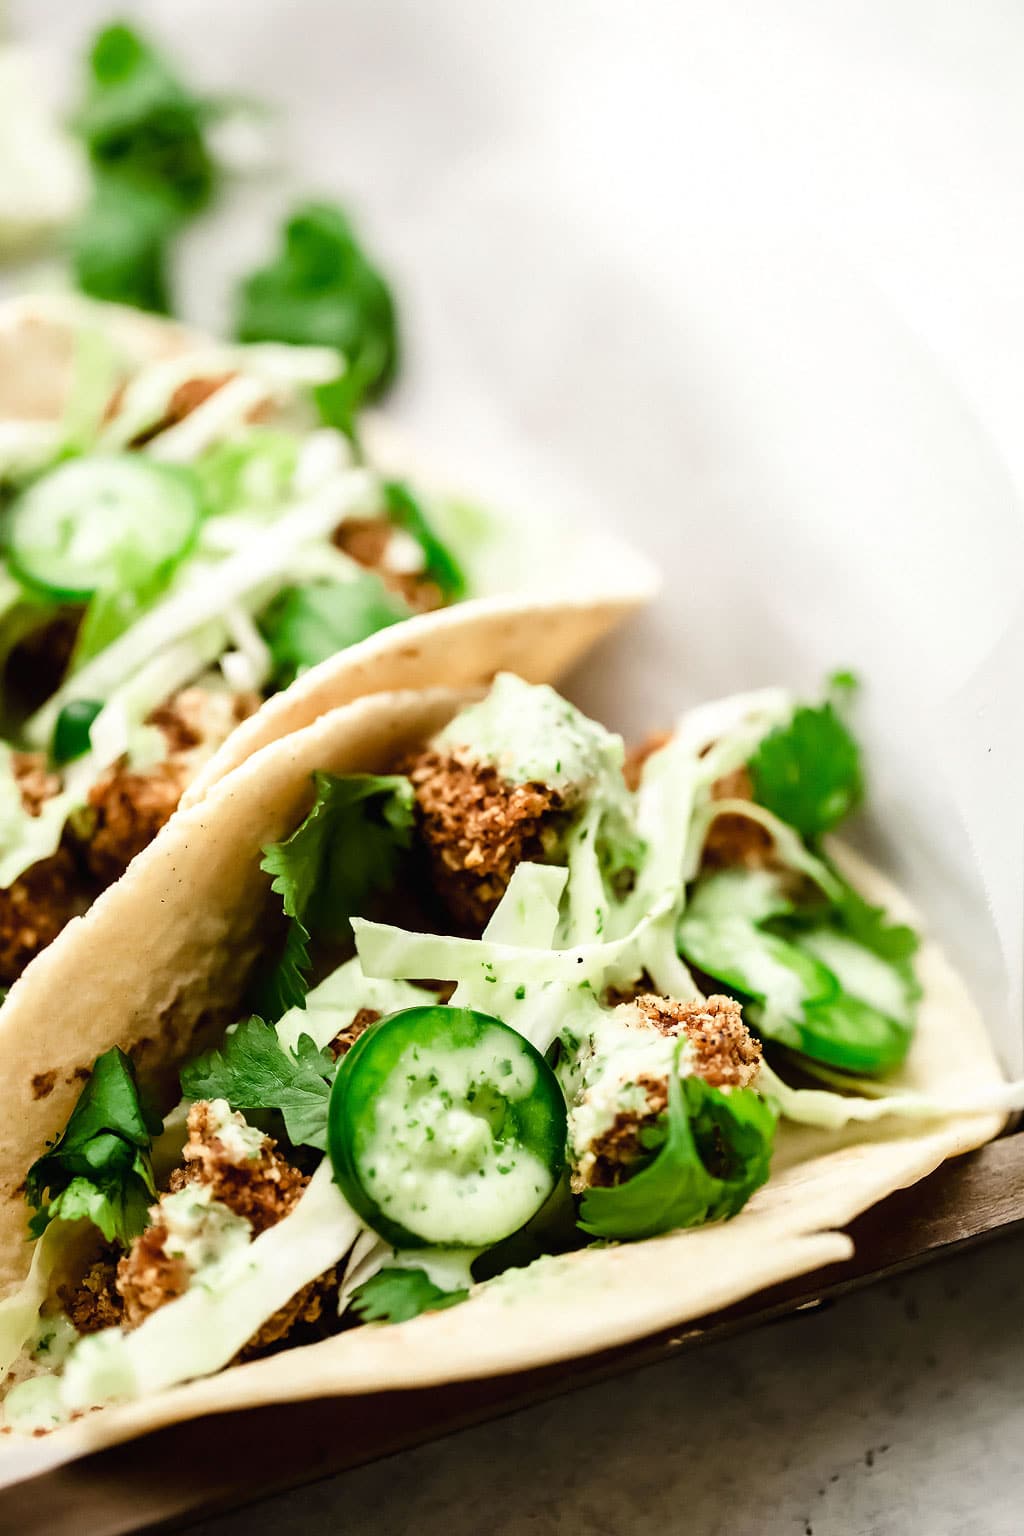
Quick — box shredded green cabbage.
[25,469,380,747]
[56,1162,359,1414]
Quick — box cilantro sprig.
[255,772,415,1019]
[578,1049,776,1241]
[748,694,863,842]
[235,202,399,431]
[25,1047,161,1245]
[828,876,919,978]
[384,481,468,605]
[180,1017,336,1150]
[259,574,408,689]
[349,1268,469,1325]
[70,24,222,313]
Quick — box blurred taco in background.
[0,672,1016,1470]
[0,293,654,996]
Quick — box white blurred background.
[10,4,1024,1531]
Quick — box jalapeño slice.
[7,454,200,602]
[328,1005,566,1249]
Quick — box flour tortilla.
[0,684,1005,1484]
[0,292,200,420]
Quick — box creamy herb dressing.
[381,527,426,575]
[55,1162,360,1415]
[2,1371,65,1432]
[157,1183,252,1274]
[389,1246,480,1291]
[434,673,625,794]
[0,1311,79,1431]
[686,868,792,925]
[204,1098,266,1163]
[560,1003,683,1157]
[359,1037,550,1246]
[673,688,793,775]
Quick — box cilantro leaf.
[259,575,408,689]
[255,772,415,1019]
[70,177,175,314]
[748,700,863,841]
[259,916,314,1025]
[181,1017,336,1150]
[313,371,372,445]
[384,481,468,604]
[33,1169,155,1246]
[72,24,218,217]
[349,1268,469,1325]
[234,202,398,419]
[578,1050,776,1241]
[69,23,220,312]
[25,1047,161,1246]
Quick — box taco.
[0,294,653,995]
[0,673,1017,1474]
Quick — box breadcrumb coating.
[0,686,257,981]
[625,730,775,871]
[405,747,567,929]
[0,755,87,986]
[125,373,233,447]
[57,1252,123,1335]
[622,730,673,791]
[328,1007,381,1060]
[633,993,761,1089]
[575,994,761,1191]
[115,1102,335,1354]
[334,517,444,613]
[168,1100,309,1235]
[84,688,259,887]
[702,766,775,871]
[84,760,188,889]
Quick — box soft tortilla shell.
[0,686,1005,1480]
[183,592,652,803]
[0,293,198,420]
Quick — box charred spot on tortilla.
[30,1072,57,1100]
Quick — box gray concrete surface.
[189,1232,1024,1536]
